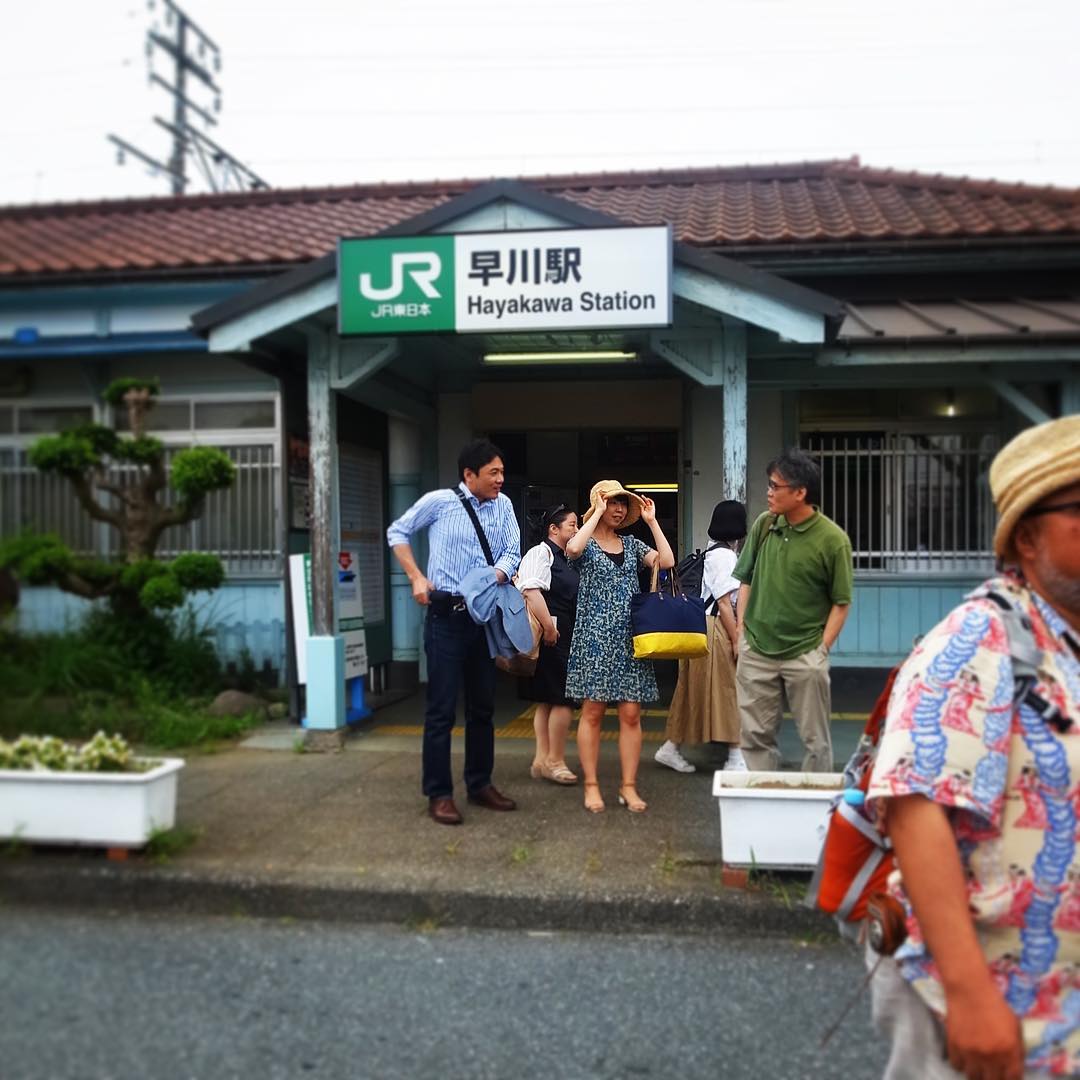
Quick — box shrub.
[1,376,234,618]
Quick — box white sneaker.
[723,748,749,773]
[655,741,696,773]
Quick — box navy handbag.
[630,565,709,660]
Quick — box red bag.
[807,668,898,923]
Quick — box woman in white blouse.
[517,505,581,784]
[655,500,748,774]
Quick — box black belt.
[429,590,467,616]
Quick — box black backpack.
[674,542,722,603]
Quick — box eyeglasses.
[767,480,794,492]
[1024,500,1080,520]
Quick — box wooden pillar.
[722,324,748,505]
[307,329,340,635]
[304,326,345,731]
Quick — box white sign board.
[289,550,368,684]
[338,225,672,335]
[454,225,672,333]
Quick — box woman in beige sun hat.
[565,480,676,814]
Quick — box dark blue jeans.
[422,609,496,799]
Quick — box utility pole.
[108,0,268,196]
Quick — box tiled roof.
[3,158,1080,282]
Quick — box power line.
[107,0,267,196]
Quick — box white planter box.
[712,770,843,870]
[0,758,185,848]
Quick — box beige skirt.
[664,615,740,745]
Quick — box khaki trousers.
[736,637,833,772]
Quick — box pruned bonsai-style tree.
[0,378,236,619]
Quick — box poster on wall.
[288,550,368,684]
[288,435,312,530]
[338,444,386,626]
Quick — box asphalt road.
[0,909,889,1080]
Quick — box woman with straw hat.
[565,480,676,813]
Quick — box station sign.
[338,225,671,335]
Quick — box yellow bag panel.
[632,631,709,660]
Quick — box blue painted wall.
[831,575,981,667]
[15,582,286,677]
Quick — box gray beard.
[1033,550,1080,622]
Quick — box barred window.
[803,429,998,574]
[0,402,99,555]
[0,396,282,578]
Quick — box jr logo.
[358,253,442,301]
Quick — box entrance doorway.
[489,429,679,554]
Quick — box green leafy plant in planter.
[0,377,235,673]
[0,731,156,773]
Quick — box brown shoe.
[467,785,517,812]
[428,796,463,826]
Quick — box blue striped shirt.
[386,482,521,592]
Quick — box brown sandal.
[583,781,605,813]
[617,781,647,813]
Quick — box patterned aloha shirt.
[868,573,1080,1077]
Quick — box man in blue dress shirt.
[387,439,522,825]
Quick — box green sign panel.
[338,235,455,335]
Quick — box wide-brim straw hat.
[990,414,1080,562]
[582,480,644,527]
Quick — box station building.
[2,158,1077,720]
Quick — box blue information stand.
[345,675,371,725]
[301,675,371,728]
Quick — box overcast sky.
[2,0,1078,206]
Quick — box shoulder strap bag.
[452,488,494,566]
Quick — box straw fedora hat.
[582,480,644,526]
[990,414,1080,562]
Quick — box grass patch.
[747,863,810,910]
[144,824,203,863]
[510,843,532,866]
[3,828,28,858]
[0,615,270,751]
[1,689,261,751]
[655,842,680,877]
[404,914,442,933]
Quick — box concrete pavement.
[0,672,886,937]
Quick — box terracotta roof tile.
[2,158,1079,281]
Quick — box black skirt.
[522,633,575,706]
[520,538,579,707]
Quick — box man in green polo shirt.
[733,447,853,771]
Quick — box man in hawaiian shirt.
[868,414,1080,1080]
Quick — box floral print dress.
[565,536,658,704]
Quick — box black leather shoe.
[428,796,463,825]
[467,785,517,812]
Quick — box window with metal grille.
[802,430,998,574]
[0,404,98,557]
[0,397,282,579]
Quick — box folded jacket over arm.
[459,567,535,658]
